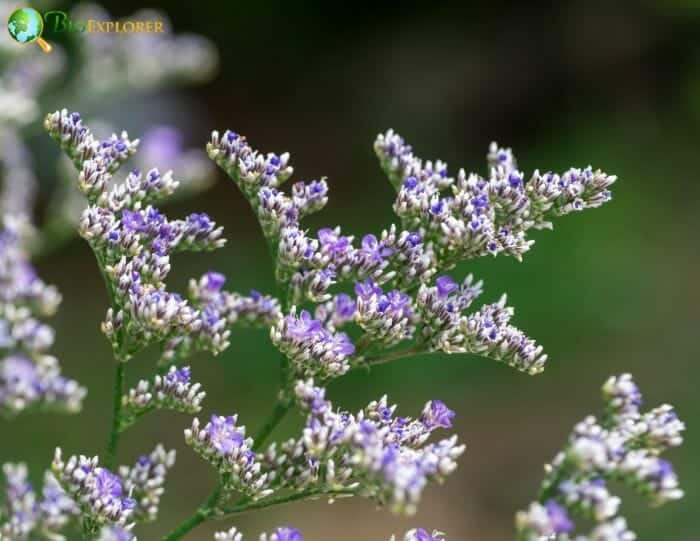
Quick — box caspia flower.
[0,463,79,540]
[118,445,176,522]
[516,374,685,540]
[185,414,272,499]
[97,525,137,541]
[416,274,547,374]
[51,449,136,528]
[375,130,616,267]
[121,365,205,429]
[214,526,303,541]
[260,380,465,515]
[390,529,446,541]
[271,308,355,379]
[0,215,86,415]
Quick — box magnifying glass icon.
[7,7,52,53]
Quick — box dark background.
[2,0,699,539]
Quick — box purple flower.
[95,469,124,500]
[286,310,324,341]
[121,210,147,232]
[273,527,303,541]
[354,278,383,300]
[334,293,356,321]
[415,529,441,541]
[205,415,244,455]
[545,500,574,533]
[204,271,226,292]
[360,234,394,261]
[421,400,456,429]
[435,276,458,297]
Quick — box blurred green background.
[2,0,699,539]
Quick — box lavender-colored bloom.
[272,379,465,515]
[266,527,303,541]
[588,517,637,541]
[391,529,447,541]
[559,478,620,521]
[122,366,205,429]
[520,375,684,540]
[52,449,135,527]
[185,414,272,499]
[118,445,175,522]
[314,293,356,330]
[516,500,574,537]
[377,130,615,267]
[0,463,79,539]
[416,275,545,374]
[271,309,355,379]
[0,354,86,415]
[355,279,416,346]
[421,400,456,429]
[207,129,293,199]
[602,373,642,417]
[0,216,84,415]
[292,179,328,217]
[214,527,303,541]
[98,525,137,541]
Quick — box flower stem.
[217,487,356,518]
[103,361,126,470]
[160,400,293,540]
[356,345,427,370]
[253,397,293,452]
[161,483,223,541]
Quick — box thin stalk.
[252,398,293,452]
[217,488,356,518]
[161,483,223,541]
[103,361,125,470]
[356,345,427,370]
[159,398,293,540]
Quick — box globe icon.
[6,7,52,52]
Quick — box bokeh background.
[2,0,699,539]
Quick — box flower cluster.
[185,414,272,499]
[390,530,446,541]
[0,215,86,415]
[121,366,205,429]
[271,309,355,379]
[51,449,136,529]
[376,131,615,265]
[516,374,685,540]
[207,130,435,304]
[45,109,228,360]
[416,275,546,374]
[214,526,303,541]
[0,2,217,242]
[26,108,686,541]
[260,380,465,515]
[209,127,614,382]
[0,463,79,539]
[97,525,137,541]
[117,445,176,522]
[160,272,282,364]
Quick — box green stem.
[160,399,293,540]
[218,488,356,518]
[252,398,293,452]
[161,483,223,541]
[356,345,427,370]
[103,361,126,470]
